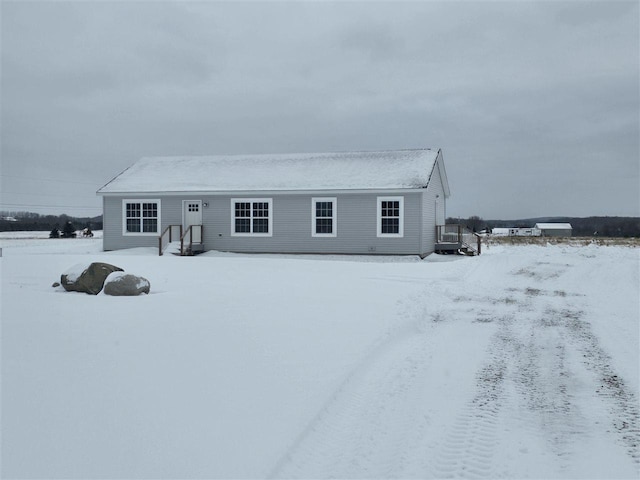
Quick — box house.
[534,223,573,237]
[97,148,450,257]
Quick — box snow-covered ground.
[1,233,638,479]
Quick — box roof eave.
[97,187,428,197]
[423,149,450,198]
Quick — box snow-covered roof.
[534,223,573,229]
[97,149,443,194]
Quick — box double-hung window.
[231,198,273,236]
[377,196,404,237]
[123,199,160,235]
[312,197,337,237]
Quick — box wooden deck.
[435,224,481,255]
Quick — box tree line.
[0,211,103,233]
[447,216,640,237]
[2,211,638,238]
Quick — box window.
[377,196,404,237]
[123,200,160,235]
[231,198,273,236]
[312,197,337,237]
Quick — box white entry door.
[183,200,203,243]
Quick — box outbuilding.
[534,223,573,237]
[97,149,450,257]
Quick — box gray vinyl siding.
[103,192,425,255]
[102,196,185,251]
[209,192,422,255]
[420,192,435,256]
[420,160,447,256]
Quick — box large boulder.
[61,262,123,295]
[103,272,150,296]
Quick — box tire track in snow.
[505,264,639,468]
[268,317,436,478]
[556,307,640,464]
[269,255,638,478]
[430,280,608,478]
[513,306,590,470]
[431,316,512,479]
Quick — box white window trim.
[311,197,337,238]
[122,199,161,236]
[376,196,404,238]
[230,198,273,237]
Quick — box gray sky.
[1,0,638,219]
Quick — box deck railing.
[461,228,481,255]
[159,224,182,256]
[436,224,463,244]
[436,224,482,255]
[180,224,203,255]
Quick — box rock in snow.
[60,262,124,295]
[103,272,150,296]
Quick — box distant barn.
[535,223,573,237]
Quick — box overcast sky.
[1,1,638,219]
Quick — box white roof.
[97,149,443,194]
[535,223,573,229]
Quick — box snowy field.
[1,232,638,479]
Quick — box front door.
[183,200,203,244]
